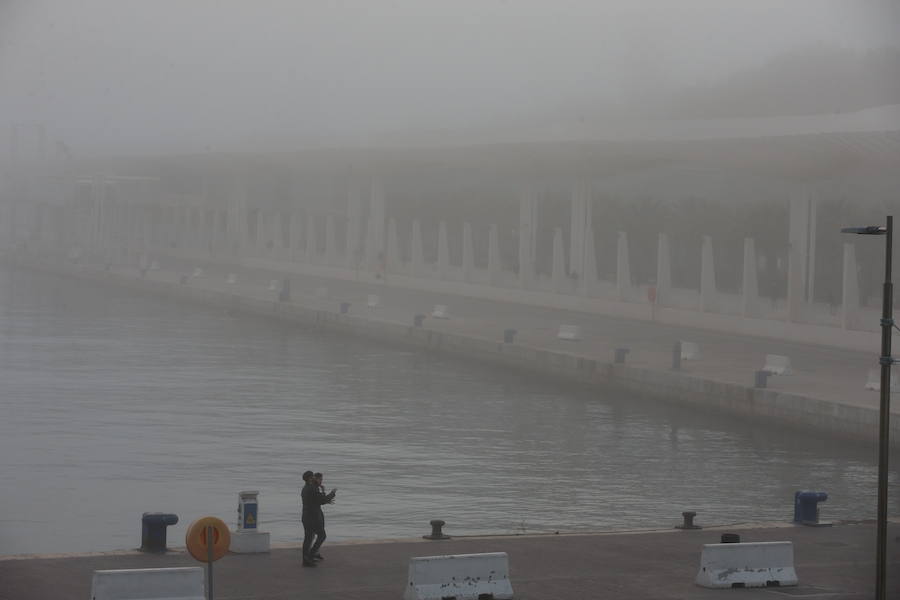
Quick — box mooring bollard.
[793,490,830,526]
[414,314,425,327]
[503,328,517,344]
[672,341,682,370]
[676,511,701,530]
[754,370,771,388]
[720,533,741,544]
[614,347,630,364]
[423,519,450,540]
[141,512,179,553]
[340,302,351,314]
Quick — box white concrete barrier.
[91,567,205,600]
[763,354,792,375]
[680,341,700,361]
[404,552,513,600]
[367,294,380,308]
[268,279,279,291]
[192,267,205,279]
[432,304,449,319]
[865,369,897,391]
[226,273,237,285]
[557,325,582,341]
[695,541,798,589]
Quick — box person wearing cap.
[300,470,335,566]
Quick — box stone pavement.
[2,522,897,599]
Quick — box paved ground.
[112,254,895,416]
[2,522,897,599]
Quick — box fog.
[2,0,899,154]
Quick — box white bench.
[696,541,798,589]
[404,552,513,600]
[91,567,205,600]
[864,369,897,391]
[367,294,380,308]
[431,304,449,319]
[763,354,792,375]
[680,341,700,361]
[557,325,582,341]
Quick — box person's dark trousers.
[310,524,326,556]
[302,520,317,563]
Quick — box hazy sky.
[1,0,898,156]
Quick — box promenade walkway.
[2,522,896,599]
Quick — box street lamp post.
[842,216,892,600]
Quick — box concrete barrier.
[763,354,792,375]
[404,552,513,600]
[432,304,449,319]
[91,567,205,600]
[367,294,380,308]
[695,541,798,589]
[680,341,700,361]
[864,368,896,391]
[557,325,581,341]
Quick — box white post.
[410,219,424,278]
[518,187,538,288]
[346,183,363,268]
[569,179,591,280]
[289,211,303,260]
[741,237,760,318]
[437,220,449,280]
[488,224,501,286]
[365,177,385,267]
[616,231,631,301]
[386,217,401,273]
[305,213,317,261]
[325,214,336,264]
[552,227,566,293]
[656,232,672,307]
[700,234,717,312]
[579,226,597,296]
[462,222,474,283]
[841,242,860,330]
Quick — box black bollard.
[503,328,517,344]
[614,347,630,364]
[675,511,701,530]
[672,341,682,370]
[754,370,770,388]
[340,302,351,314]
[720,533,741,544]
[423,519,450,540]
[414,314,425,327]
[141,512,179,552]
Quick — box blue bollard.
[793,491,829,526]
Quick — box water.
[0,266,893,555]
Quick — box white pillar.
[386,217,401,273]
[788,187,815,321]
[289,211,303,260]
[488,224,501,286]
[616,231,631,301]
[656,233,672,307]
[410,219,424,278]
[437,220,449,280]
[700,235,717,312]
[462,222,474,283]
[365,177,385,267]
[305,213,317,261]
[346,183,364,268]
[741,237,760,318]
[578,226,597,296]
[325,214,336,264]
[569,180,591,279]
[841,242,860,330]
[518,187,538,288]
[552,227,566,293]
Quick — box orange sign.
[185,516,231,562]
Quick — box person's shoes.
[302,558,317,567]
[313,553,324,561]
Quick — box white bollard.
[680,341,700,361]
[267,279,279,291]
[557,324,582,341]
[695,541,798,589]
[231,490,270,553]
[226,273,237,285]
[367,294,380,308]
[404,552,513,600]
[91,567,205,600]
[864,369,897,391]
[431,304,449,319]
[763,354,792,375]
[192,267,204,279]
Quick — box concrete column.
[788,187,816,321]
[841,242,860,330]
[552,227,566,293]
[488,224,501,286]
[325,214,336,264]
[700,235,717,312]
[305,213,317,261]
[578,226,597,296]
[569,180,591,279]
[365,177,385,267]
[741,237,760,318]
[386,217,401,273]
[616,231,631,301]
[462,222,474,283]
[437,221,449,280]
[655,233,672,306]
[346,183,363,268]
[518,187,538,288]
[410,219,424,278]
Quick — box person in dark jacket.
[300,470,335,566]
[309,472,334,560]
